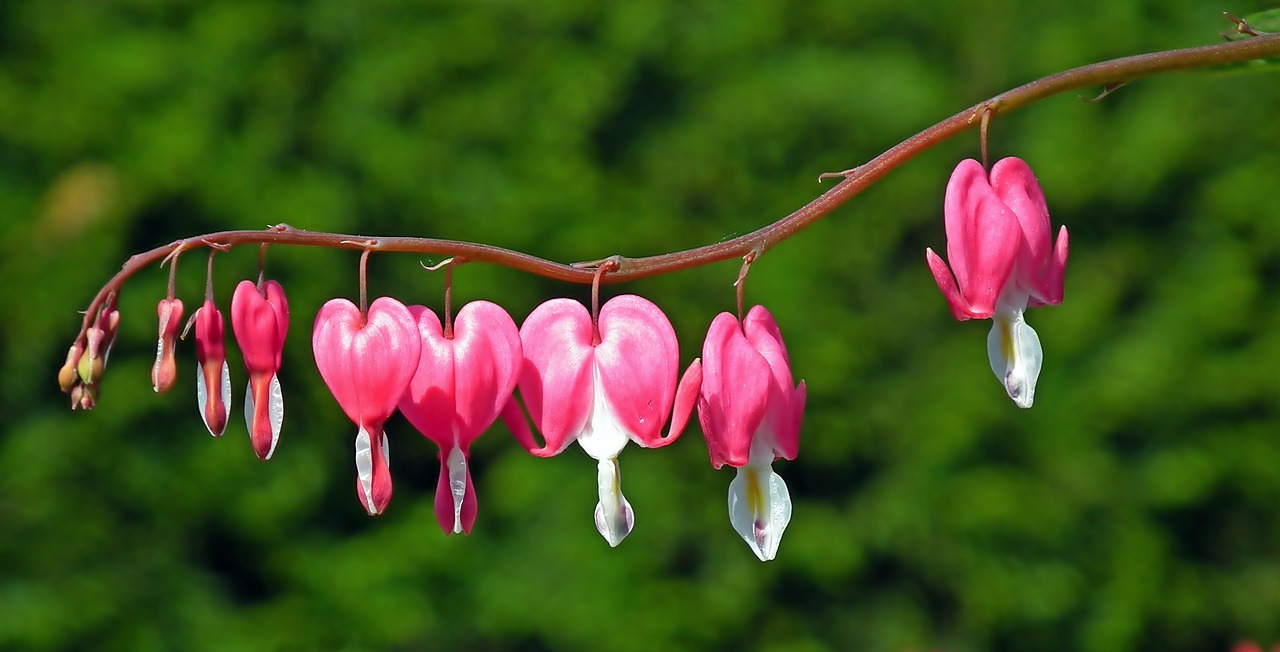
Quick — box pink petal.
[925,248,975,321]
[517,298,595,457]
[398,307,456,448]
[698,312,770,469]
[194,300,230,437]
[991,157,1052,268]
[594,295,679,448]
[231,280,288,376]
[313,297,421,428]
[666,359,702,442]
[944,159,1021,318]
[450,301,523,446]
[743,306,803,461]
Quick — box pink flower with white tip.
[398,301,522,535]
[698,305,805,562]
[231,279,289,459]
[510,295,702,547]
[313,297,421,516]
[925,157,1068,408]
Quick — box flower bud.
[58,341,86,393]
[152,298,185,394]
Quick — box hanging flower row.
[57,156,1067,562]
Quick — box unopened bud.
[78,327,106,385]
[152,298,184,394]
[58,341,85,393]
[70,383,97,410]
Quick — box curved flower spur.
[926,157,1068,408]
[508,294,702,547]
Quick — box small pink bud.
[152,298,184,394]
[194,299,231,437]
[231,280,289,460]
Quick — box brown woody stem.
[69,33,1280,344]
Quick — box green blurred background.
[3,1,1280,651]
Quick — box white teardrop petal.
[728,463,792,562]
[218,361,232,431]
[355,427,375,514]
[446,445,468,534]
[265,373,284,458]
[592,457,634,547]
[196,364,212,436]
[987,313,1042,409]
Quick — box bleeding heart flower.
[398,301,522,535]
[698,305,805,562]
[925,157,1068,408]
[231,279,289,460]
[313,297,421,516]
[151,298,184,394]
[510,295,701,547]
[193,299,231,437]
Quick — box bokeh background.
[4,1,1280,651]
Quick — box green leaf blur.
[3,2,1279,651]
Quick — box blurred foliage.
[3,1,1280,651]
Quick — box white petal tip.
[593,499,635,547]
[729,465,792,562]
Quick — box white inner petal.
[265,373,284,458]
[218,361,232,431]
[987,308,1042,409]
[196,364,212,436]
[727,437,791,562]
[355,426,375,514]
[576,366,629,461]
[592,457,634,547]
[446,445,468,534]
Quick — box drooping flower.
[151,297,184,394]
[398,301,522,535]
[925,157,1068,408]
[698,305,805,562]
[230,279,289,460]
[313,297,421,516]
[193,299,231,437]
[510,295,701,547]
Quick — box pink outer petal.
[990,157,1068,305]
[400,301,522,450]
[697,312,770,469]
[434,450,478,535]
[666,359,702,442]
[594,295,679,448]
[231,280,289,375]
[942,159,1021,318]
[451,301,523,445]
[398,307,455,447]
[743,305,803,461]
[312,297,421,428]
[926,248,974,321]
[517,298,595,456]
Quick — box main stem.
[73,33,1280,338]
